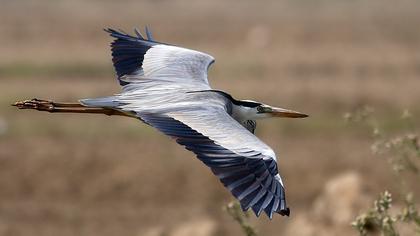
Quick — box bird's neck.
[231,105,259,122]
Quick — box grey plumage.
[80,28,290,218]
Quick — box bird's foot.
[12,98,55,112]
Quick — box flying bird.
[14,27,308,219]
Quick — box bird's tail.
[79,96,120,108]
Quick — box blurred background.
[1,0,420,235]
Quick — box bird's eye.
[257,106,264,113]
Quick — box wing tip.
[253,182,290,219]
[104,27,155,42]
[249,195,290,218]
[145,26,154,41]
[257,206,289,219]
[105,27,159,81]
[278,207,290,217]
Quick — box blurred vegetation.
[225,201,258,236]
[346,108,420,235]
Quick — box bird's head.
[238,100,308,119]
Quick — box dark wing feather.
[105,28,214,91]
[138,112,289,218]
[105,28,160,85]
[243,120,257,134]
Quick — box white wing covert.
[105,28,214,92]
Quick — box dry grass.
[1,0,420,235]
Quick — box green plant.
[346,107,420,235]
[225,201,258,236]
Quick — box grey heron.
[14,27,308,219]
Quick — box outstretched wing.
[134,105,289,219]
[103,27,290,218]
[105,28,215,92]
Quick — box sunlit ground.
[1,0,420,235]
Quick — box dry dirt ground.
[0,0,419,235]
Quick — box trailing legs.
[13,98,133,118]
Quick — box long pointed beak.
[270,107,308,118]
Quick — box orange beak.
[270,107,308,118]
